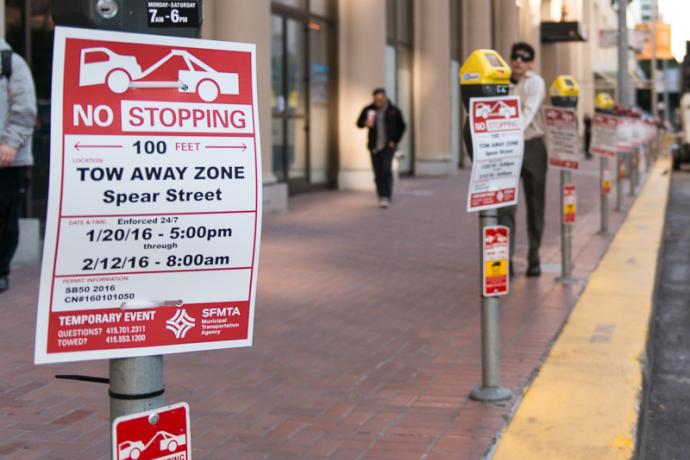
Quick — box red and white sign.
[563,184,577,225]
[544,106,580,170]
[483,226,509,297]
[617,116,634,152]
[590,113,618,158]
[467,96,524,212]
[602,169,612,195]
[113,402,191,460]
[34,27,262,363]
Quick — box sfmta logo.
[166,309,196,339]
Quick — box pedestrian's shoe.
[379,198,390,209]
[526,264,541,277]
[0,276,8,293]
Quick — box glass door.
[272,15,309,190]
[308,20,331,185]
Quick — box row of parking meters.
[459,49,628,402]
[458,49,582,401]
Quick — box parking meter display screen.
[34,27,263,364]
[485,54,503,68]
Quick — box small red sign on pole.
[602,170,612,195]
[113,402,191,460]
[483,226,509,297]
[563,184,577,225]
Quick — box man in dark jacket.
[356,88,406,208]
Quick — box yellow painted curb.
[492,158,671,460]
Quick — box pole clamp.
[108,388,165,400]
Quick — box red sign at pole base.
[483,226,509,297]
[563,184,577,225]
[113,402,191,460]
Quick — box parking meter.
[459,50,511,109]
[549,75,579,108]
[595,93,615,113]
[460,50,512,159]
[53,0,203,37]
[459,49,513,403]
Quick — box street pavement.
[638,168,690,460]
[0,157,641,459]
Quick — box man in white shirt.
[498,42,547,277]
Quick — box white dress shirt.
[511,70,546,140]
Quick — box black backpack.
[1,50,11,80]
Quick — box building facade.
[5,0,623,216]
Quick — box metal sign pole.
[616,153,624,212]
[559,170,573,281]
[471,209,512,403]
[628,151,636,196]
[52,1,203,453]
[110,355,165,421]
[599,157,609,234]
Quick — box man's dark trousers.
[370,147,394,199]
[0,167,28,278]
[498,137,548,266]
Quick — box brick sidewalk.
[0,158,642,459]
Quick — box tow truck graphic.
[475,100,517,119]
[79,47,239,102]
[117,430,187,459]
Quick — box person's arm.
[520,76,545,132]
[388,109,406,145]
[0,54,36,167]
[356,106,369,128]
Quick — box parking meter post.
[599,156,609,234]
[616,153,624,212]
[549,76,579,283]
[559,170,573,280]
[460,50,513,403]
[470,208,512,403]
[628,152,635,196]
[109,355,165,422]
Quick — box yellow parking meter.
[460,50,512,159]
[595,92,615,113]
[550,75,579,108]
[459,49,511,110]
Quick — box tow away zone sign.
[34,27,262,364]
[467,96,524,212]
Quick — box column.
[203,0,288,211]
[0,1,5,39]
[494,0,519,61]
[337,0,387,191]
[463,0,492,56]
[540,0,560,88]
[519,0,542,73]
[413,0,454,176]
